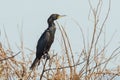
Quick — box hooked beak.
[58,15,66,19]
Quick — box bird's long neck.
[47,18,56,38]
[47,18,55,27]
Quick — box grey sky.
[0,0,120,75]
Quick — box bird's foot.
[43,55,46,59]
[43,54,50,60]
[46,54,50,60]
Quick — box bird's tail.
[30,58,39,70]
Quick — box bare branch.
[44,61,85,72]
[0,51,21,61]
[40,59,48,80]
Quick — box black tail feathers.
[30,58,39,70]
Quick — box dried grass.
[0,0,120,80]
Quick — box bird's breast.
[48,26,56,42]
[49,26,56,36]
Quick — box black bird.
[30,14,65,70]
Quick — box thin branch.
[40,59,48,80]
[95,0,111,45]
[0,51,21,61]
[3,26,11,50]
[82,46,120,76]
[56,21,73,78]
[44,61,85,72]
[71,18,86,52]
[61,25,75,71]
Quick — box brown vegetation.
[0,0,120,80]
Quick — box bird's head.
[48,14,66,21]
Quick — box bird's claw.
[43,55,46,59]
[46,54,50,60]
[43,54,50,60]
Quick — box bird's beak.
[58,15,66,19]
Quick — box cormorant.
[30,14,65,70]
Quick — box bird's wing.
[36,30,50,57]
